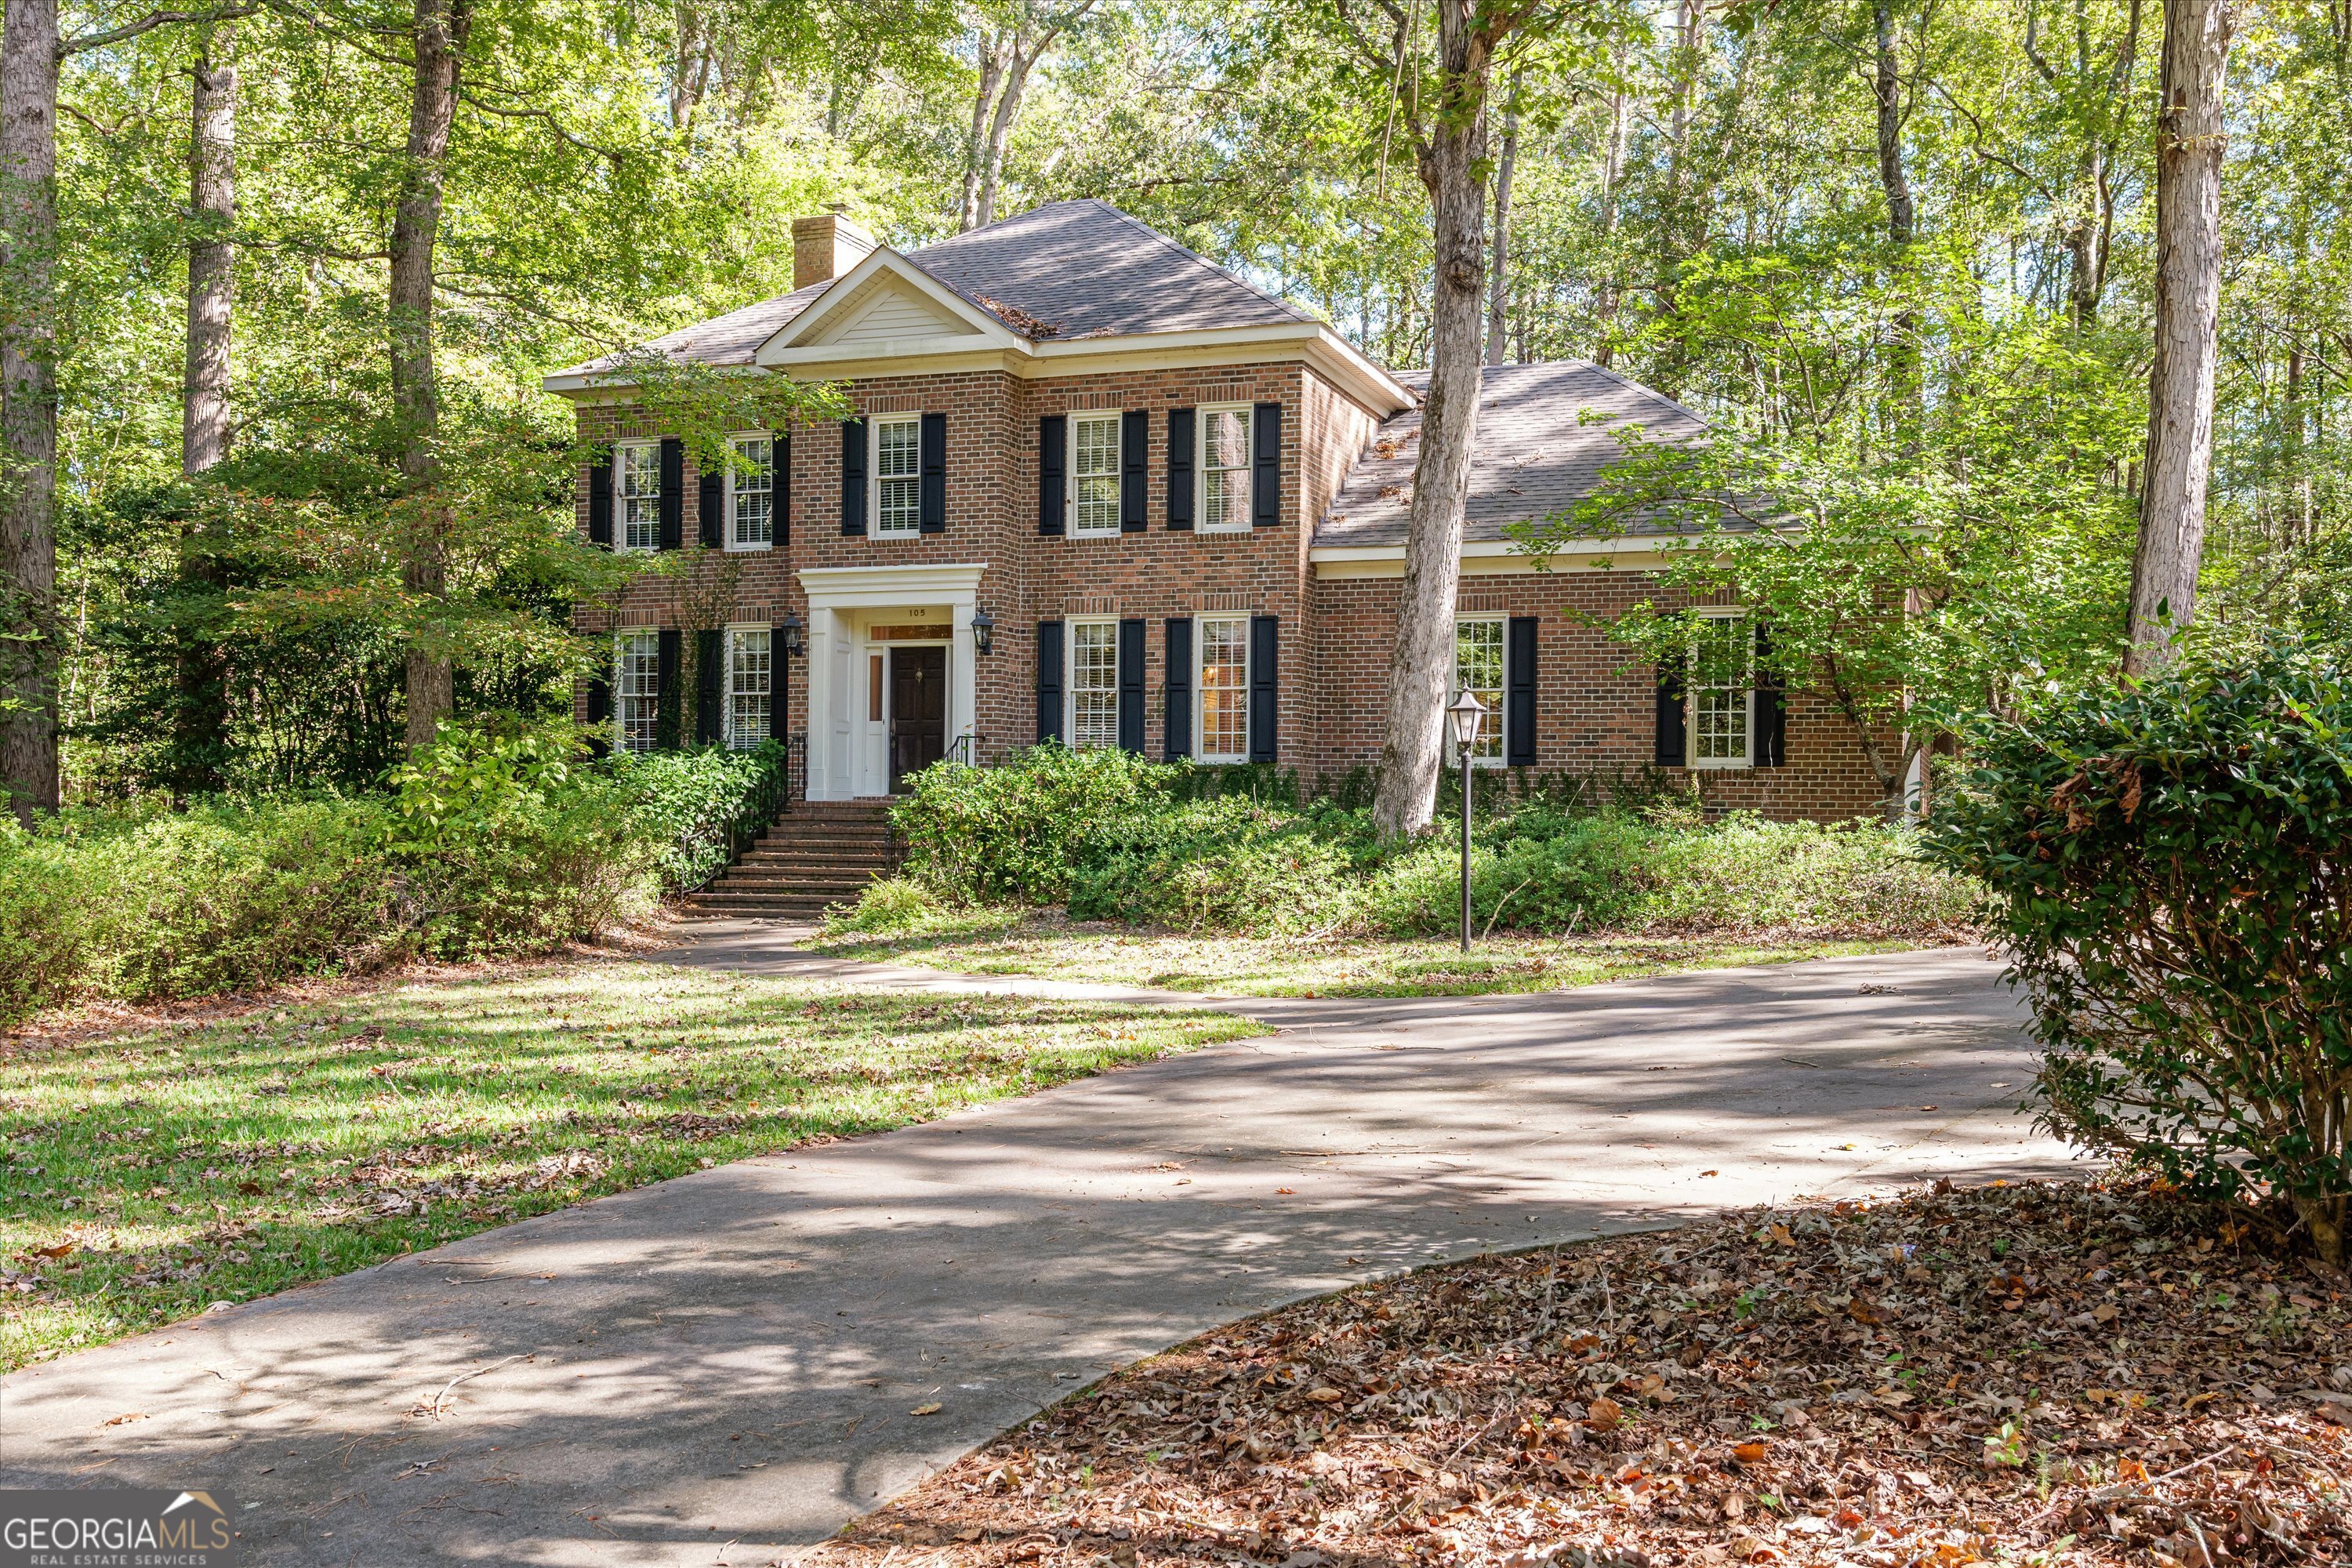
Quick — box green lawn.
[0,960,1252,1371]
[810,904,1951,996]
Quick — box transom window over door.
[1197,616,1248,760]
[1071,414,1120,535]
[1069,621,1119,750]
[874,417,920,535]
[726,628,771,748]
[615,630,659,752]
[1200,408,1250,532]
[617,444,661,552]
[729,435,772,549]
[1690,612,1753,768]
[1453,617,1504,764]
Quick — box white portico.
[797,562,986,800]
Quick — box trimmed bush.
[1924,642,2352,1265]
[892,745,1173,902]
[604,739,790,890]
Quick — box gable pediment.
[803,271,982,345]
[756,248,1022,365]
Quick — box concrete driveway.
[0,942,2077,1566]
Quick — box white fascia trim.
[541,361,765,399]
[797,562,989,610]
[1308,535,1685,576]
[755,250,1024,361]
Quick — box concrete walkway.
[1,938,2078,1567]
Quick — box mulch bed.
[808,1180,2349,1568]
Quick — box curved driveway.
[1,938,2076,1566]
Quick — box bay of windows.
[875,417,921,535]
[1197,616,1248,760]
[1069,621,1120,750]
[1072,414,1120,535]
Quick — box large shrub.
[1924,643,2352,1265]
[604,739,789,890]
[893,745,1175,902]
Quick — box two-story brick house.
[545,199,1893,821]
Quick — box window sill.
[1196,524,1252,536]
[1069,528,1123,540]
[1688,759,1755,771]
[723,541,774,554]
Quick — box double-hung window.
[1069,621,1120,750]
[615,630,660,752]
[874,416,921,535]
[1688,612,1753,768]
[725,627,772,749]
[728,435,772,550]
[1452,616,1505,764]
[1070,413,1120,535]
[617,443,661,552]
[1197,616,1249,761]
[1199,408,1251,532]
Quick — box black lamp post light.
[970,607,995,655]
[778,611,805,658]
[1448,684,1487,953]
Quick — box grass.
[0,958,1254,1371]
[810,905,1954,997]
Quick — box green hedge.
[880,746,1969,940]
[0,722,786,1027]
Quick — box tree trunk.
[1871,0,1914,248]
[2126,0,2231,677]
[1484,71,1519,366]
[973,42,1033,231]
[1594,87,1624,366]
[956,32,1004,231]
[1370,0,1495,839]
[174,27,236,797]
[0,0,60,822]
[390,0,470,753]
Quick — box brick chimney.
[792,206,876,291]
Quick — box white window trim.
[1686,608,1755,771]
[724,432,774,554]
[615,441,662,555]
[1453,612,1508,769]
[1069,412,1123,538]
[870,415,924,538]
[1194,614,1250,763]
[614,628,661,753]
[1196,405,1253,535]
[1065,617,1121,751]
[722,622,774,750]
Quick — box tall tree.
[171,24,237,796]
[390,0,473,753]
[1485,67,1520,365]
[955,0,1095,231]
[0,0,62,820]
[2125,0,2231,675]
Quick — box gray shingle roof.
[1314,362,1708,549]
[553,199,1315,377]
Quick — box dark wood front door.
[888,646,946,792]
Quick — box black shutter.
[1117,617,1145,753]
[585,657,612,757]
[840,418,867,535]
[918,411,946,533]
[586,446,613,546]
[1250,402,1281,528]
[768,619,791,740]
[1167,408,1195,529]
[1247,614,1278,763]
[1120,409,1149,532]
[1654,615,1688,768]
[1036,621,1065,742]
[655,629,683,750]
[696,629,723,744]
[1038,414,1066,535]
[1506,615,1538,767]
[699,456,723,549]
[1754,619,1786,767]
[1163,617,1193,759]
[659,437,684,550]
[773,431,790,546]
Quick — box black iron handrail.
[681,737,804,892]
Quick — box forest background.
[9,0,2349,802]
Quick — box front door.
[887,646,946,792]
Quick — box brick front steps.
[684,799,901,921]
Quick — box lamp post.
[1447,684,1487,953]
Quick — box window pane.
[620,445,661,551]
[731,437,771,546]
[1073,415,1120,533]
[1199,618,1248,759]
[877,419,921,534]
[728,629,771,749]
[1070,622,1120,750]
[1452,619,1504,761]
[1690,615,1751,764]
[1201,411,1250,529]
[616,631,660,753]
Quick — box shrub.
[893,745,1175,902]
[1923,642,2352,1265]
[604,739,789,890]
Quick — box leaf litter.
[805,1179,2347,1568]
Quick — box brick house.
[544,200,1892,820]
